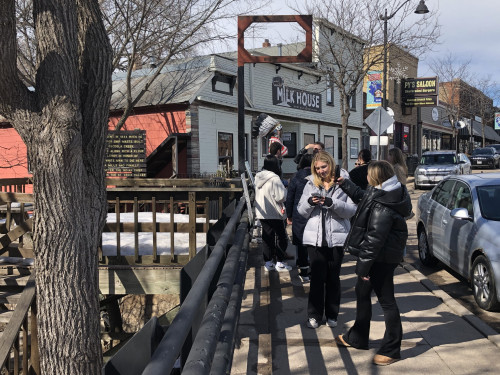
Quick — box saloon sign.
[272,76,322,113]
[401,77,438,107]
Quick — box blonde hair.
[367,160,395,187]
[311,151,335,188]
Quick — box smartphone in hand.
[334,165,341,182]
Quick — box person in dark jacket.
[334,160,412,366]
[349,149,372,190]
[293,141,324,165]
[285,153,313,282]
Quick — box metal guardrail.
[103,197,250,374]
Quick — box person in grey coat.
[297,151,357,329]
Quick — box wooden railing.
[0,178,32,193]
[102,178,243,265]
[0,273,39,375]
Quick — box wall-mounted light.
[275,64,281,74]
[298,71,303,80]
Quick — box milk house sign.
[272,76,322,113]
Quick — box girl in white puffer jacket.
[254,155,292,272]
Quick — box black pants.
[343,262,402,358]
[307,246,344,321]
[260,219,288,262]
[296,244,309,276]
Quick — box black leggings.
[260,219,288,262]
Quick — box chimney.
[262,39,271,48]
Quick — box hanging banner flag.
[495,113,500,130]
[366,71,382,109]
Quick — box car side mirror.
[450,207,472,221]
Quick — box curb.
[401,261,500,349]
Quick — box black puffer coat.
[340,178,412,277]
[285,167,311,245]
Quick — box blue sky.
[245,0,500,104]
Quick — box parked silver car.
[414,150,471,190]
[416,173,500,311]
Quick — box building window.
[304,133,315,147]
[212,73,236,96]
[350,90,357,111]
[281,132,297,158]
[326,73,334,106]
[218,132,233,167]
[350,138,359,159]
[337,129,343,160]
[324,135,334,156]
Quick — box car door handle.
[442,219,448,225]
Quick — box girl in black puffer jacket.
[334,160,412,366]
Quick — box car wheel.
[418,229,437,266]
[472,255,500,311]
[414,181,419,190]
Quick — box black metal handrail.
[141,198,248,374]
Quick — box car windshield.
[472,148,494,155]
[477,186,500,221]
[419,154,457,165]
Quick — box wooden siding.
[108,111,187,157]
[0,128,30,180]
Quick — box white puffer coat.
[297,169,357,247]
[254,170,287,220]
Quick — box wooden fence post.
[189,192,196,259]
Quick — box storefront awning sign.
[364,107,394,136]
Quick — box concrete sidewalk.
[231,243,500,374]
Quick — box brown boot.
[373,354,400,366]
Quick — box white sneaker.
[264,261,275,272]
[307,318,319,329]
[326,319,337,328]
[276,262,292,272]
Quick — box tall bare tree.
[470,75,498,147]
[288,0,439,167]
[101,0,270,129]
[14,0,271,129]
[0,1,112,374]
[430,53,472,151]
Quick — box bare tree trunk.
[0,1,112,373]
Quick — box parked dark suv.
[470,147,500,169]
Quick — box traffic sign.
[364,107,394,135]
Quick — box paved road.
[406,169,500,333]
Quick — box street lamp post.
[379,0,429,158]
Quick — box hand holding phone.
[334,165,341,182]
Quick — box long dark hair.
[263,154,281,176]
[298,153,313,170]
